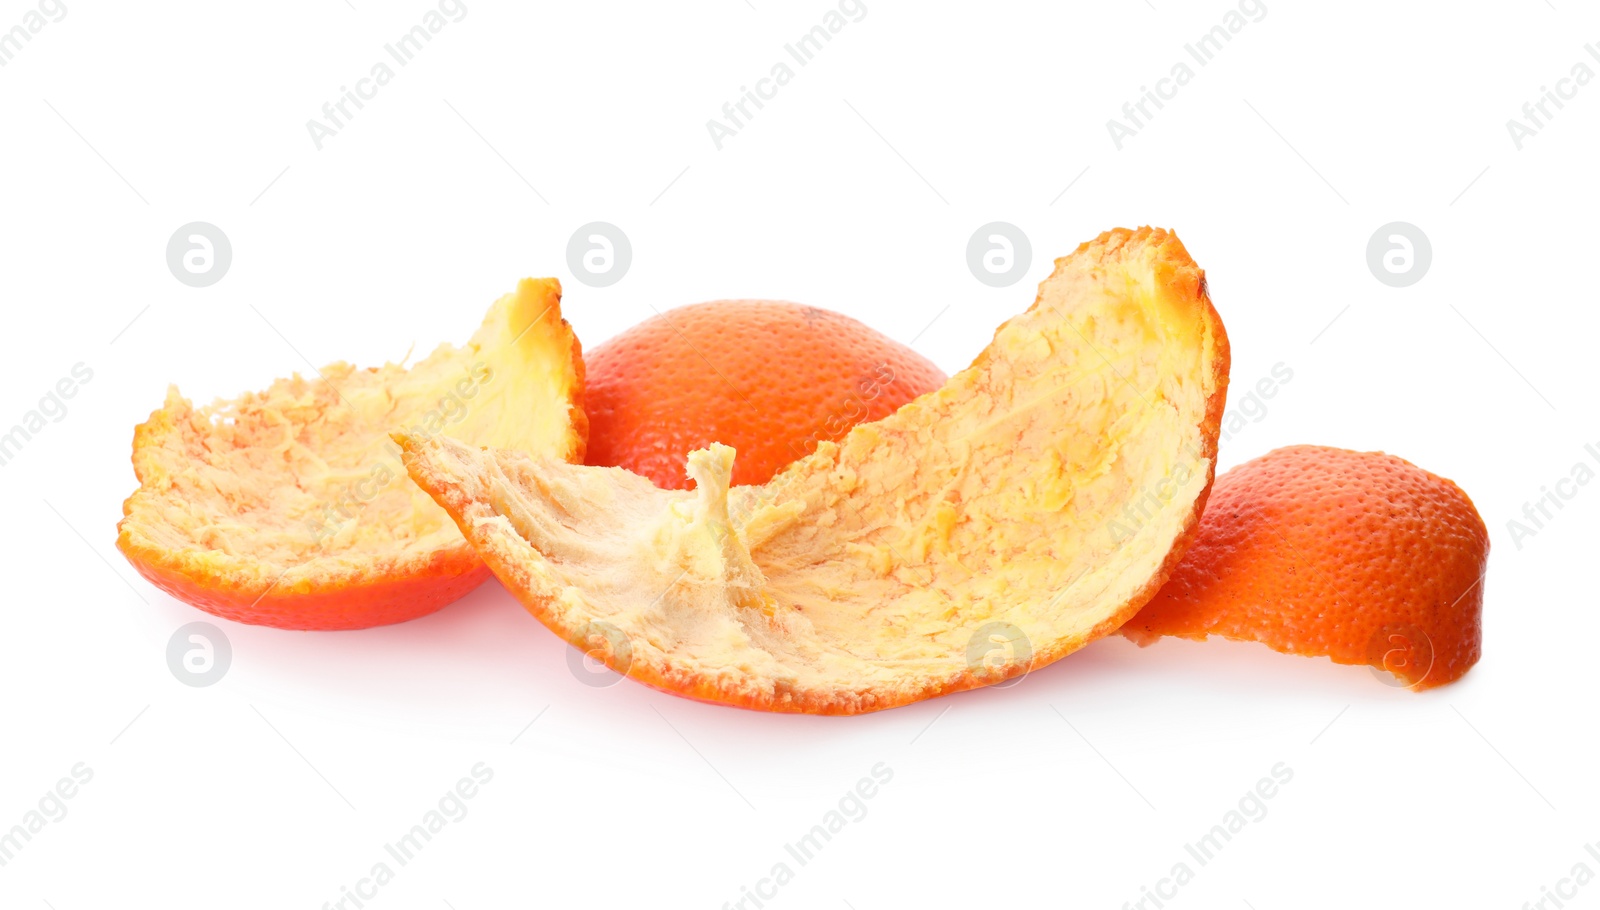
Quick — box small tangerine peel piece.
[116,278,587,630]
[1123,445,1489,689]
[402,227,1230,714]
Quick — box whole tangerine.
[583,300,946,489]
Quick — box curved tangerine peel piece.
[1123,445,1488,689]
[116,278,586,630]
[403,228,1230,714]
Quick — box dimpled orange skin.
[583,301,948,489]
[1123,446,1489,689]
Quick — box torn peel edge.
[1123,624,1476,691]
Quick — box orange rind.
[116,278,586,630]
[399,228,1230,713]
[1123,445,1489,689]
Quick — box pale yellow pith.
[119,278,582,590]
[405,229,1225,712]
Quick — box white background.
[2,0,1596,907]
